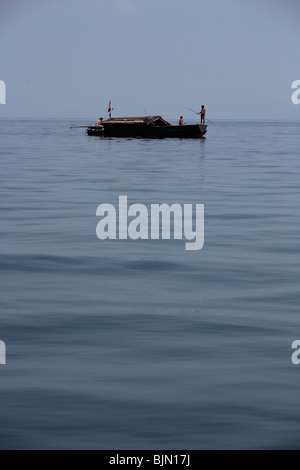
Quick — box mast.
[108,100,112,120]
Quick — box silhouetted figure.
[197,106,206,124]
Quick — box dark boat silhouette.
[86,116,207,138]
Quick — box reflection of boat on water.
[86,116,207,138]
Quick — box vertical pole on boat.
[108,100,112,120]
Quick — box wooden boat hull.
[86,124,207,138]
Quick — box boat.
[86,116,207,138]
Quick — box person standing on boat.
[179,116,184,126]
[197,106,206,124]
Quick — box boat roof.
[104,116,170,125]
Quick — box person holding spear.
[198,105,206,124]
[187,106,215,126]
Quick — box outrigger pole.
[70,124,90,129]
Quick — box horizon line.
[0,117,300,122]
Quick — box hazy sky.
[0,0,299,120]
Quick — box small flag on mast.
[108,100,112,119]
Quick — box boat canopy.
[105,116,170,127]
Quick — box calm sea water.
[0,118,299,449]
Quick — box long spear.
[187,107,216,126]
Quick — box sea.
[0,118,299,449]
